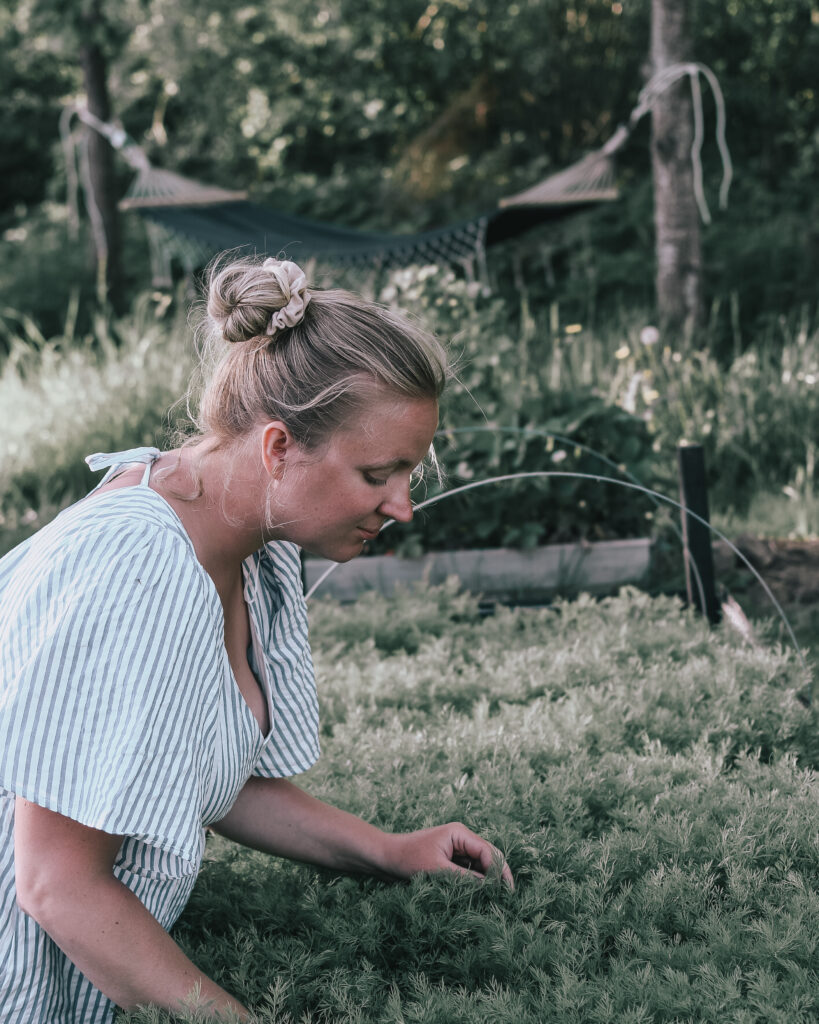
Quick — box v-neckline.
[226,569,273,741]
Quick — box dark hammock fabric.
[138,197,605,269]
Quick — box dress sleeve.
[251,542,321,778]
[0,517,221,867]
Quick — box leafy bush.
[0,205,98,344]
[373,405,657,555]
[379,265,819,536]
[117,583,819,1023]
[369,266,658,554]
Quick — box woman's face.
[267,395,439,561]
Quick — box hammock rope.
[633,62,733,224]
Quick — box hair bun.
[206,256,311,345]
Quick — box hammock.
[108,151,617,284]
[65,63,730,285]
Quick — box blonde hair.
[190,254,449,453]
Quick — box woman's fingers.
[446,823,515,888]
[382,822,513,888]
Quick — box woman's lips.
[357,526,381,540]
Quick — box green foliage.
[608,307,819,513]
[0,8,77,218]
[2,0,817,338]
[714,489,819,544]
[368,266,657,554]
[307,577,481,659]
[107,0,649,225]
[118,583,819,1023]
[0,207,100,341]
[2,268,817,556]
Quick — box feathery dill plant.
[118,582,819,1024]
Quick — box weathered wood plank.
[304,539,652,602]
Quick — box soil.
[713,535,819,610]
[709,536,819,670]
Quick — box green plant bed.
[118,582,818,1024]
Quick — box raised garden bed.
[304,538,652,604]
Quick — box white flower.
[551,449,568,463]
[640,325,660,346]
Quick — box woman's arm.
[213,777,514,887]
[14,798,249,1021]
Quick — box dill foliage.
[119,583,819,1023]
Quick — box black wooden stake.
[677,443,720,623]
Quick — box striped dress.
[0,448,320,1023]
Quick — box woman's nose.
[379,480,414,523]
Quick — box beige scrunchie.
[263,258,311,336]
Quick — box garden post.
[677,443,719,623]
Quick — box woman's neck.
[151,442,268,584]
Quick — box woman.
[0,256,513,1023]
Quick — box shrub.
[372,266,658,554]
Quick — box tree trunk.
[650,0,701,337]
[79,2,122,307]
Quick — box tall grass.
[598,307,819,517]
[0,291,194,553]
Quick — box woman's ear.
[261,421,294,477]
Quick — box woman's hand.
[378,822,514,889]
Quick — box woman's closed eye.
[363,472,389,487]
